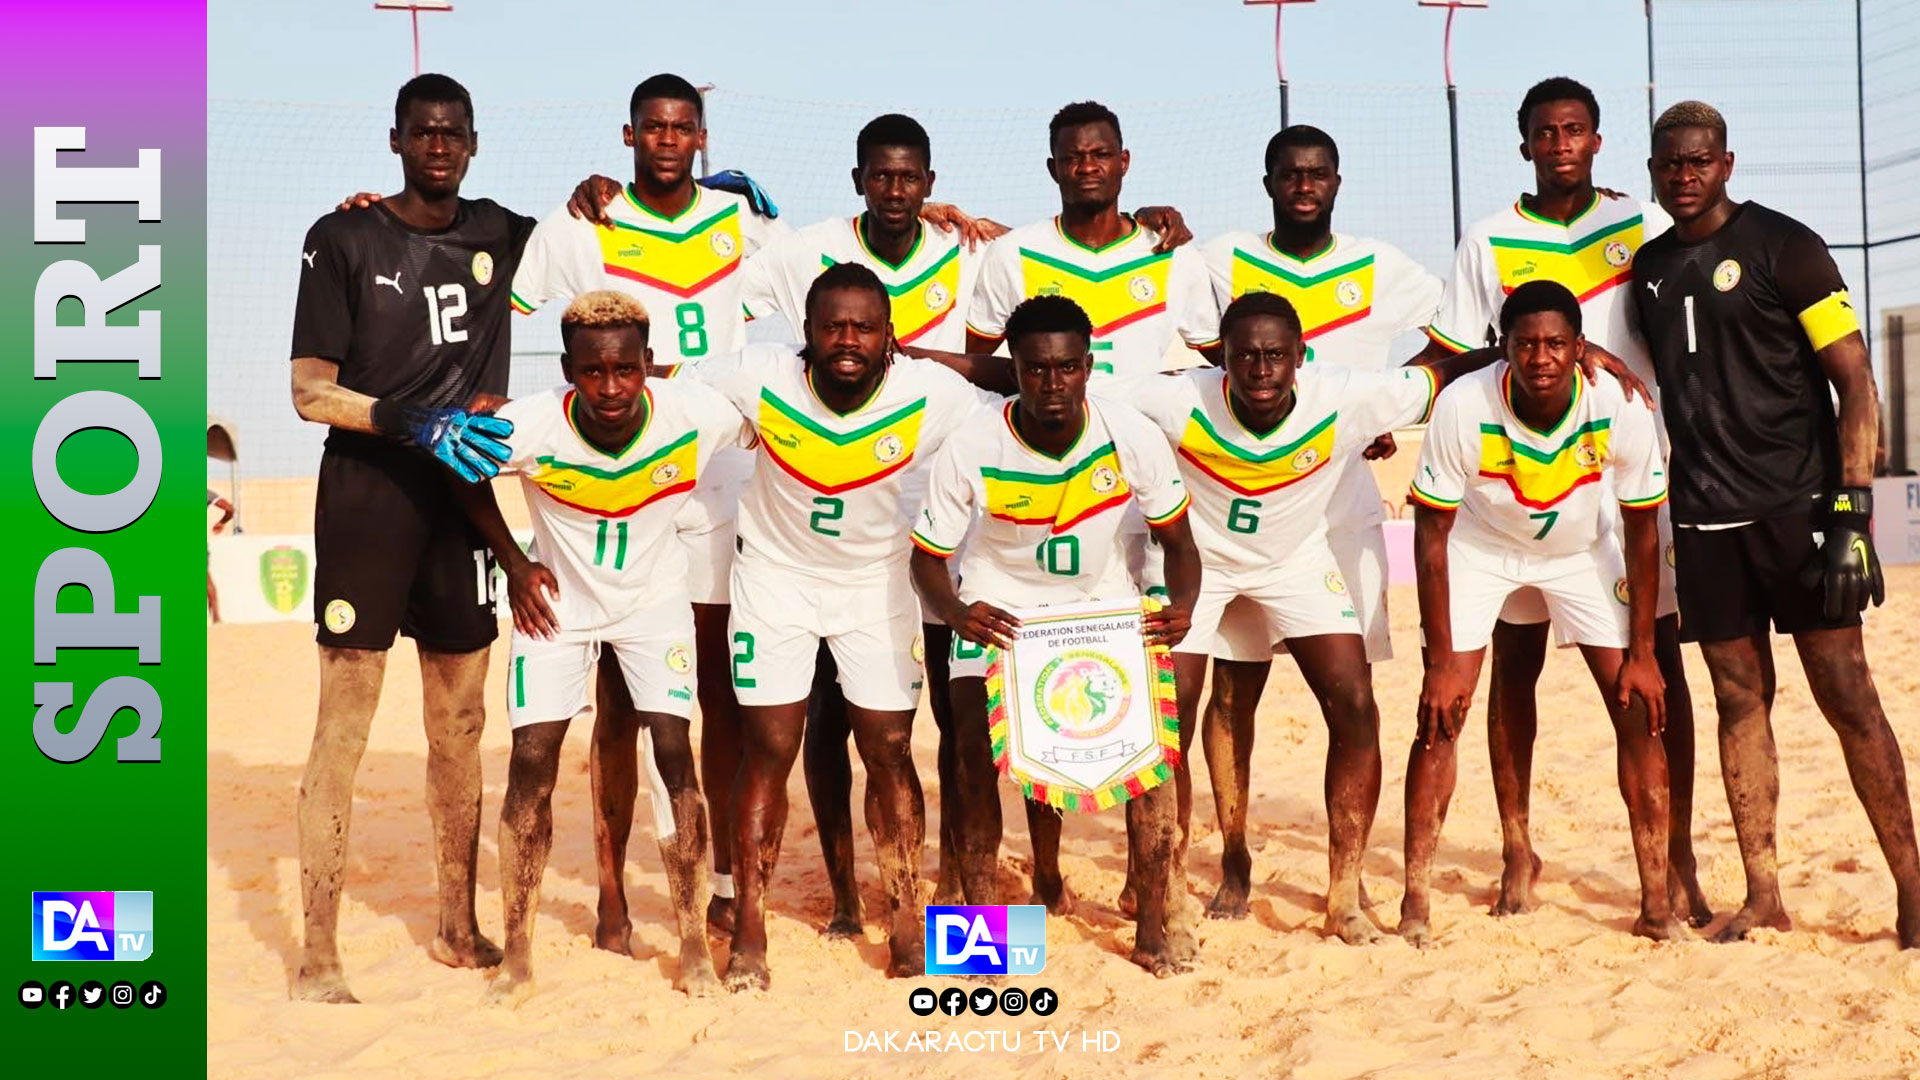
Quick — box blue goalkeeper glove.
[698,169,779,219]
[373,400,514,483]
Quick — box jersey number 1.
[426,283,469,346]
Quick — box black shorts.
[313,439,498,653]
[1671,511,1861,643]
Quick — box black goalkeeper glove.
[1806,486,1886,619]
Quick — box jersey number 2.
[426,283,469,346]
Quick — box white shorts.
[507,599,697,727]
[506,600,692,840]
[1497,505,1678,631]
[1208,524,1393,664]
[680,523,736,606]
[1443,536,1630,652]
[728,560,925,711]
[1177,547,1362,657]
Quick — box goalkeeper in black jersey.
[1634,100,1918,950]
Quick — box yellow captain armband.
[1798,290,1860,351]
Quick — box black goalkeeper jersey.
[1631,201,1859,525]
[291,199,536,449]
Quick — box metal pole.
[1445,5,1462,245]
[1645,0,1657,198]
[697,84,714,178]
[411,9,421,75]
[1275,4,1289,129]
[1856,0,1872,362]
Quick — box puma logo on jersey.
[375,271,405,294]
[769,430,801,450]
[1007,495,1032,510]
[1644,278,1663,298]
[302,250,316,269]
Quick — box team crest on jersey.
[1713,259,1742,292]
[666,645,693,674]
[1127,274,1157,302]
[1573,439,1601,468]
[1336,279,1364,308]
[1604,241,1631,268]
[1614,578,1631,605]
[924,281,950,311]
[472,251,494,285]
[1090,465,1119,493]
[651,462,683,487]
[1324,571,1347,595]
[710,231,737,258]
[1291,446,1321,472]
[323,599,356,634]
[874,433,906,463]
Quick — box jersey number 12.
[426,283,470,346]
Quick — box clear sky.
[211,0,1651,112]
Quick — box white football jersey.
[913,398,1190,607]
[695,344,995,583]
[494,380,755,630]
[967,216,1219,378]
[1200,231,1441,370]
[1410,363,1667,556]
[1104,365,1437,579]
[1427,194,1672,387]
[739,215,981,353]
[509,184,787,369]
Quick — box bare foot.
[1166,919,1199,965]
[723,952,771,992]
[1129,941,1191,978]
[706,896,735,938]
[291,966,359,1004]
[677,950,723,998]
[1327,906,1383,945]
[1029,875,1075,917]
[1398,918,1434,949]
[428,932,503,969]
[594,917,634,956]
[1669,866,1715,928]
[484,972,536,1008]
[886,937,925,979]
[822,909,864,941]
[1711,902,1793,943]
[1494,851,1543,916]
[1208,874,1251,920]
[1632,913,1694,942]
[930,874,963,907]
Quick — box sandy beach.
[209,567,1920,1080]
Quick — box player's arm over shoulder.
[1104,399,1189,523]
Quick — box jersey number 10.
[426,283,470,346]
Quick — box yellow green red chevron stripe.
[1228,244,1377,340]
[756,384,926,495]
[1488,208,1645,303]
[1175,399,1338,497]
[526,389,699,517]
[596,189,744,298]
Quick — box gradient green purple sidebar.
[0,2,208,1071]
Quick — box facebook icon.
[924,904,1046,976]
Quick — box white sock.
[712,872,735,899]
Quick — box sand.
[209,567,1920,1080]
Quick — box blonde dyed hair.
[560,290,650,349]
[1653,100,1727,146]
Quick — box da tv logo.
[924,904,1045,976]
[31,892,153,961]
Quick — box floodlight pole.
[1855,0,1872,360]
[1440,5,1467,246]
[1275,4,1289,129]
[373,2,455,77]
[697,83,715,179]
[1645,0,1657,191]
